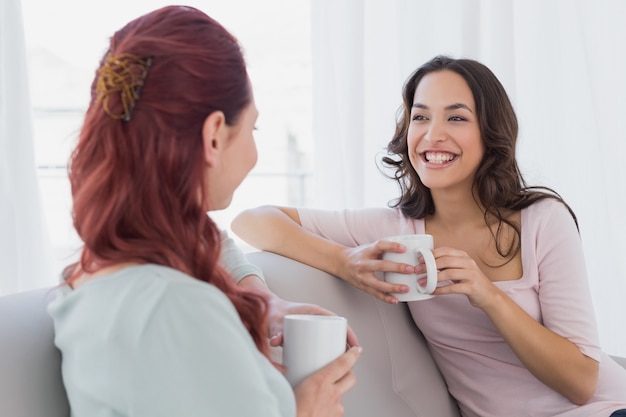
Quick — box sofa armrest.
[247,251,461,417]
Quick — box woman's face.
[206,97,259,211]
[407,70,484,194]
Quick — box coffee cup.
[282,314,347,387]
[383,234,437,302]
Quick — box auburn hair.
[65,6,269,356]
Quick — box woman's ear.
[202,111,227,167]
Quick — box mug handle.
[414,248,437,294]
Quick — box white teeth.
[425,152,455,164]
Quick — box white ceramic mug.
[383,234,437,302]
[282,314,347,387]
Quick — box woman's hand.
[294,346,361,417]
[266,296,359,348]
[237,275,358,348]
[336,240,418,304]
[427,246,500,309]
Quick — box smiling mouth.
[423,151,458,164]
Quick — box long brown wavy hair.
[382,55,577,261]
[65,6,270,356]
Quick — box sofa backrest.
[0,288,70,417]
[248,251,461,417]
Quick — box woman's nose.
[424,121,447,143]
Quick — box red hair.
[65,6,269,356]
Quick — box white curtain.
[311,0,626,356]
[0,0,52,295]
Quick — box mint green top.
[48,263,295,417]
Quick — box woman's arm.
[232,206,414,303]
[232,206,345,274]
[432,201,600,404]
[434,246,599,404]
[484,287,599,405]
[238,274,359,348]
[220,227,358,346]
[220,229,267,284]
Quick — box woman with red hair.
[47,5,360,417]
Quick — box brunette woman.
[233,55,626,416]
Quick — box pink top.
[298,198,626,417]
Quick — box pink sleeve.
[297,207,417,246]
[534,200,602,361]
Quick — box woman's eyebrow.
[446,103,473,112]
[412,102,473,113]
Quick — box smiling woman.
[231,54,626,416]
[21,0,314,278]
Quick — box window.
[23,0,313,271]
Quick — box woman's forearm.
[231,205,348,278]
[484,290,599,404]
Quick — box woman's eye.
[411,114,427,121]
[449,116,466,122]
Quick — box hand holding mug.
[382,234,438,302]
[293,345,361,417]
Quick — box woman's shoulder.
[93,263,224,297]
[123,264,234,311]
[50,264,234,323]
[522,196,574,220]
[524,195,564,210]
[522,196,578,237]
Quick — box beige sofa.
[1,250,625,417]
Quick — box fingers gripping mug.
[383,234,437,302]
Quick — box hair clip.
[95,53,152,122]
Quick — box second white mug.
[282,314,347,387]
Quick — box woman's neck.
[427,188,485,232]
